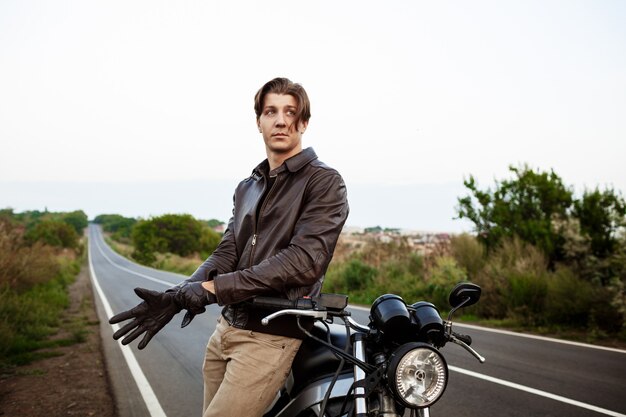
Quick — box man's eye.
[286,110,295,116]
[265,110,275,116]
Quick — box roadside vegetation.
[97,165,625,346]
[0,209,88,368]
[94,213,222,276]
[326,165,626,345]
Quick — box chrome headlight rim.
[386,342,448,409]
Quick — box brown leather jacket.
[187,147,349,330]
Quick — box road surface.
[88,225,626,417]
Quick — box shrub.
[199,226,221,259]
[449,233,486,281]
[0,262,75,364]
[474,237,548,320]
[94,214,137,240]
[545,266,593,327]
[0,217,80,366]
[61,210,88,235]
[24,220,79,249]
[506,270,548,326]
[131,214,218,266]
[589,277,625,334]
[325,242,428,306]
[0,221,60,292]
[325,258,378,304]
[423,256,467,310]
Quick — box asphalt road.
[88,225,626,417]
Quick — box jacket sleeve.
[185,206,240,284]
[213,170,349,305]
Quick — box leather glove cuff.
[171,281,216,313]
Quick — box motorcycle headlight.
[386,343,448,408]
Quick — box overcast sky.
[1,1,624,232]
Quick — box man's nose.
[275,111,286,126]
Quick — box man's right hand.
[109,287,181,350]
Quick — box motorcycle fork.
[353,335,403,417]
[353,333,368,416]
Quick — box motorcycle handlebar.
[251,294,349,312]
[252,296,314,310]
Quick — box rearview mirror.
[449,282,481,309]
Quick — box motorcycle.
[255,282,485,417]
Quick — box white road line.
[449,366,626,417]
[88,237,168,417]
[454,322,626,354]
[92,232,625,416]
[91,233,174,287]
[350,304,626,415]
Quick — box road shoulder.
[0,257,116,417]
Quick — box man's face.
[257,93,307,160]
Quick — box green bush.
[325,240,430,305]
[424,256,467,310]
[589,277,625,334]
[325,259,378,304]
[130,214,220,266]
[0,264,75,364]
[94,214,137,240]
[0,218,80,366]
[24,220,79,249]
[199,226,221,259]
[544,266,594,327]
[0,221,61,292]
[506,270,548,326]
[449,233,486,281]
[62,210,88,235]
[474,237,547,320]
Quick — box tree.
[62,210,88,235]
[457,165,573,265]
[205,219,225,229]
[24,220,79,249]
[131,214,205,263]
[573,188,626,260]
[94,214,137,239]
[199,226,221,259]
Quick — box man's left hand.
[174,282,217,327]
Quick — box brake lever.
[449,334,486,363]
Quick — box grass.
[456,315,626,348]
[0,249,87,369]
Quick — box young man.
[110,77,349,417]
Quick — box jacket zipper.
[249,174,280,266]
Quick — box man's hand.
[109,282,217,349]
[174,282,218,328]
[109,287,181,349]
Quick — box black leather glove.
[172,281,218,328]
[109,283,217,349]
[109,287,181,349]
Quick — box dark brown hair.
[254,78,311,126]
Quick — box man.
[109,77,349,417]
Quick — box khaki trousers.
[202,317,302,417]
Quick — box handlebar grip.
[251,296,315,310]
[453,331,472,346]
[252,296,296,309]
